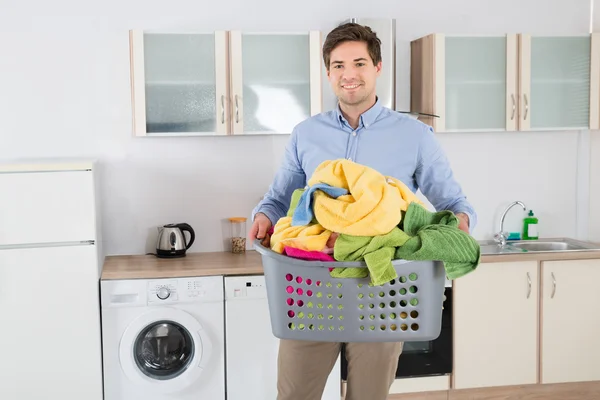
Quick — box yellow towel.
[309,159,423,236]
[270,216,332,254]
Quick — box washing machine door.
[119,307,212,393]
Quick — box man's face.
[327,40,382,108]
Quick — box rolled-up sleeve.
[415,125,478,232]
[252,128,306,225]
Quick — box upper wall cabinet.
[129,30,323,136]
[410,33,599,132]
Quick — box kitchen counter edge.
[101,250,265,280]
[101,248,600,281]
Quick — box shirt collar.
[335,97,383,130]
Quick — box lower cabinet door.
[453,261,539,389]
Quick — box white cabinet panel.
[520,35,591,130]
[541,259,600,384]
[230,32,320,134]
[410,33,518,132]
[453,261,538,389]
[225,275,340,400]
[0,244,102,400]
[445,36,514,131]
[0,170,96,245]
[130,31,229,136]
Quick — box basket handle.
[253,239,371,269]
[253,239,331,267]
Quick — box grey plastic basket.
[254,241,446,342]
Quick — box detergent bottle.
[522,210,539,240]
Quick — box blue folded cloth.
[291,183,348,226]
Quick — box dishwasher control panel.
[225,275,267,300]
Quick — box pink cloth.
[283,246,335,262]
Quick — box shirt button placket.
[348,129,358,162]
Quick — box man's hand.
[456,213,470,234]
[249,212,273,247]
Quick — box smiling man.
[250,23,476,400]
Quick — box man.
[249,23,476,400]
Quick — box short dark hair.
[322,23,382,70]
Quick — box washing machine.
[101,276,225,400]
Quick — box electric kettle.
[156,223,195,258]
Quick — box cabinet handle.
[235,94,239,123]
[551,272,556,298]
[511,94,516,120]
[220,95,225,124]
[523,94,529,120]
[527,272,531,299]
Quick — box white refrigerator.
[0,160,104,400]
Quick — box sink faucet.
[494,201,527,246]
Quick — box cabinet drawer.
[0,171,96,245]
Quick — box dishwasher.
[225,275,341,400]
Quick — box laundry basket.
[254,241,446,343]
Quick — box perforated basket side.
[255,242,446,343]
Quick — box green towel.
[395,203,481,280]
[401,203,458,234]
[287,189,305,217]
[394,224,480,279]
[331,227,411,286]
[332,202,481,285]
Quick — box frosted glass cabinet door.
[444,36,517,131]
[520,35,591,130]
[230,31,322,134]
[129,31,228,136]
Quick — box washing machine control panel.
[147,277,222,304]
[156,287,171,300]
[185,279,210,299]
[148,281,179,303]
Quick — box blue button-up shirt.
[252,99,477,232]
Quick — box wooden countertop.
[101,247,600,281]
[101,250,264,280]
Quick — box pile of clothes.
[270,159,481,286]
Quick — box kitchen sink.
[509,241,585,251]
[478,237,600,255]
[479,244,522,255]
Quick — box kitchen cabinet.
[452,261,538,389]
[540,259,600,384]
[129,30,322,136]
[410,33,599,132]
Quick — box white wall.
[0,0,595,255]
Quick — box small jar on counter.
[229,217,247,254]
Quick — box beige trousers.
[277,339,403,400]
